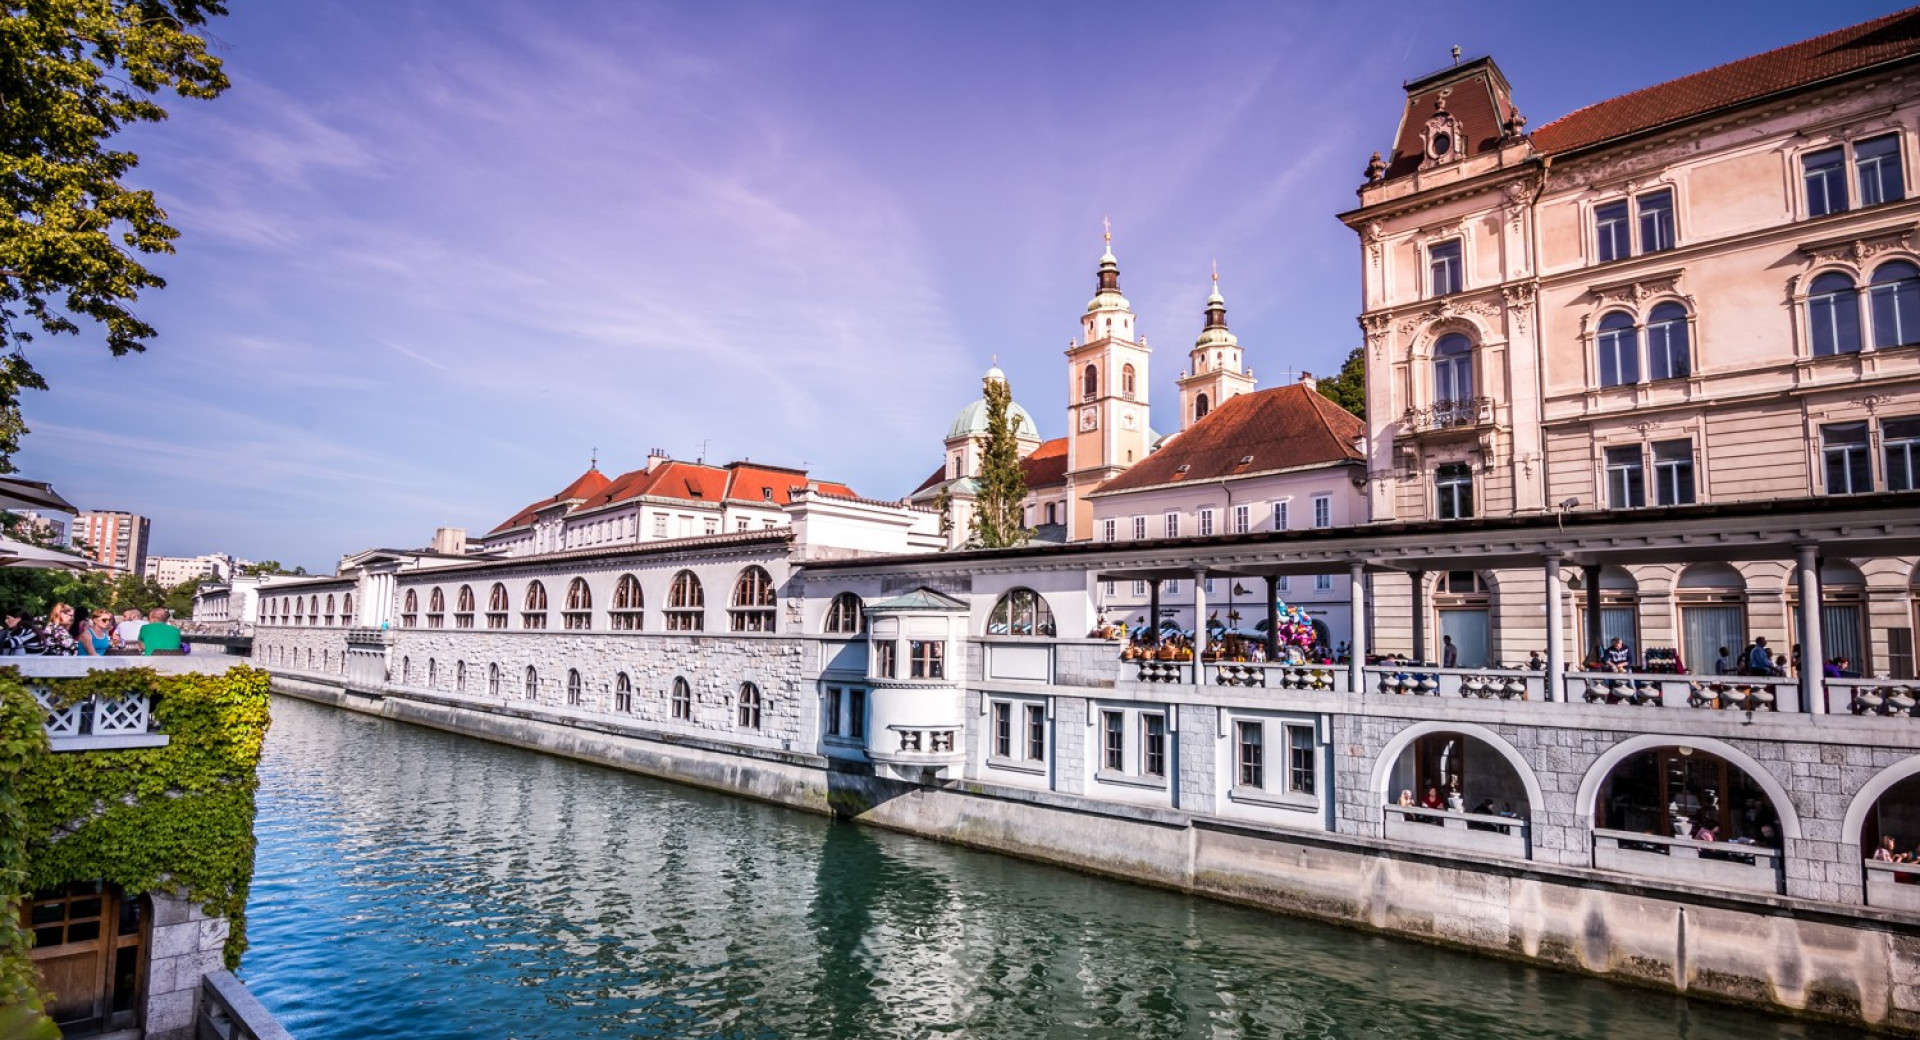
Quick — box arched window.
[455,584,474,628]
[1082,363,1098,401]
[341,594,353,623]
[1432,333,1473,404]
[666,570,705,631]
[309,596,319,620]
[294,598,305,624]
[824,592,865,635]
[563,577,592,630]
[1870,260,1920,349]
[488,663,501,697]
[487,583,509,629]
[988,588,1055,637]
[522,581,548,630]
[671,676,693,720]
[1810,272,1862,356]
[427,587,445,628]
[1645,303,1691,380]
[1435,462,1474,520]
[401,589,419,627]
[614,672,632,713]
[1122,363,1136,397]
[1195,392,1210,421]
[427,658,437,687]
[731,566,777,632]
[400,656,411,684]
[324,594,336,625]
[524,666,539,700]
[566,668,583,706]
[611,574,643,630]
[1596,311,1638,387]
[738,682,763,729]
[456,660,467,693]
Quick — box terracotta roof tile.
[1532,8,1920,156]
[1386,59,1518,180]
[1093,384,1362,495]
[486,466,610,534]
[1020,437,1070,489]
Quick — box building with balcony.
[1342,8,1920,670]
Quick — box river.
[241,695,1853,1039]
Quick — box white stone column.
[1348,561,1367,695]
[1797,544,1825,714]
[1192,568,1208,685]
[1544,554,1563,702]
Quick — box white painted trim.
[1841,754,1920,851]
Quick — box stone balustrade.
[1862,859,1920,911]
[1591,827,1783,894]
[1829,677,1920,717]
[1382,804,1529,859]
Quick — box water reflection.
[245,696,1853,1039]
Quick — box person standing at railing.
[1713,647,1736,675]
[1442,636,1458,668]
[1743,637,1772,675]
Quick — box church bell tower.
[1176,269,1256,431]
[1064,223,1153,541]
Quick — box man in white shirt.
[113,608,145,650]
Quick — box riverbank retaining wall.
[269,672,1920,1035]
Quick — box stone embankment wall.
[269,672,1920,1035]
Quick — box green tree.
[240,560,304,577]
[105,572,163,614]
[969,375,1028,549]
[163,577,199,618]
[931,485,953,543]
[0,2,231,470]
[1316,346,1366,419]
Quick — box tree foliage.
[1316,345,1366,420]
[240,560,304,577]
[0,1,231,470]
[969,376,1028,549]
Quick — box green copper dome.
[948,395,1040,441]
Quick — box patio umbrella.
[0,537,93,571]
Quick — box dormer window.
[762,487,774,501]
[1420,98,1463,169]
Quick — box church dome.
[948,395,1040,441]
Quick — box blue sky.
[12,0,1907,570]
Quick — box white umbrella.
[0,536,94,571]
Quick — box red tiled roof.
[1021,437,1070,490]
[724,463,857,505]
[1093,384,1362,495]
[486,466,610,534]
[912,464,946,496]
[1531,8,1920,156]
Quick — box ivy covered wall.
[0,665,272,1026]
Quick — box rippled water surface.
[244,696,1852,1039]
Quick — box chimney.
[1299,370,1318,391]
[647,448,670,473]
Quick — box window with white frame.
[1231,718,1319,803]
[825,687,844,738]
[737,683,762,729]
[1235,721,1263,788]
[823,592,865,635]
[1809,272,1862,355]
[671,676,693,720]
[874,640,897,679]
[1823,422,1872,494]
[1198,508,1215,537]
[1286,724,1317,796]
[614,672,632,713]
[1131,580,1146,597]
[1312,495,1331,529]
[1164,512,1180,538]
[1132,515,1147,540]
[1025,703,1046,760]
[1871,260,1920,349]
[1101,580,1115,597]
[1652,440,1697,505]
[1233,504,1250,534]
[1204,578,1215,595]
[1315,574,1332,592]
[1432,333,1473,405]
[1102,710,1125,772]
[1435,463,1474,520]
[1594,187,1675,262]
[1885,416,1920,492]
[1597,311,1638,387]
[611,574,643,630]
[1428,240,1462,296]
[1278,576,1290,592]
[1273,500,1290,531]
[652,514,668,538]
[1605,445,1645,509]
[1142,713,1167,778]
[988,699,1047,765]
[1165,580,1180,596]
[1805,134,1906,218]
[1102,518,1117,542]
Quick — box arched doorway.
[23,881,149,1033]
[1790,559,1867,676]
[1846,760,1920,908]
[1434,570,1490,667]
[1373,722,1539,858]
[1587,739,1789,892]
[1675,563,1746,678]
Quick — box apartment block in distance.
[77,510,152,575]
